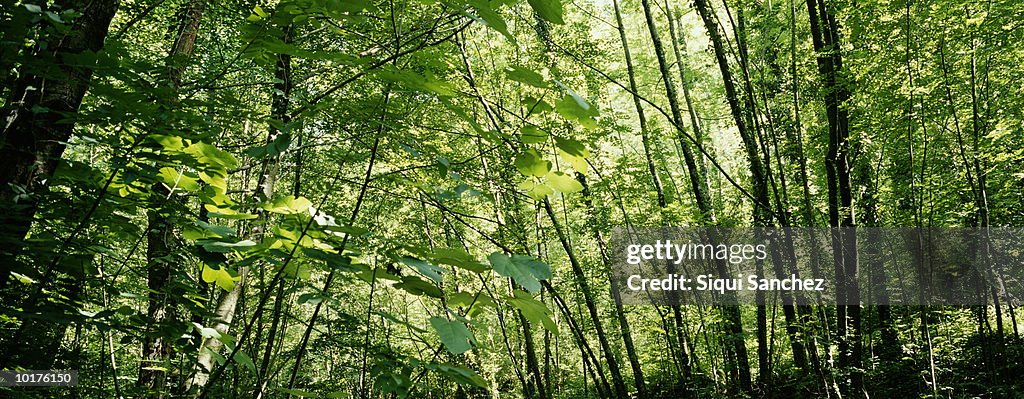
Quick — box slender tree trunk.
[139,0,207,394]
[612,0,664,210]
[579,170,648,397]
[543,199,629,398]
[804,0,865,396]
[253,23,294,399]
[191,18,293,397]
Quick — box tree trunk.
[804,0,865,396]
[191,18,292,397]
[0,0,119,371]
[543,199,629,398]
[139,0,207,394]
[612,0,664,210]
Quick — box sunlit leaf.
[429,317,474,355]
[488,252,552,293]
[545,171,583,193]
[506,290,558,334]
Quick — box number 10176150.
[0,370,77,387]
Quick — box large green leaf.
[518,179,554,200]
[185,141,237,170]
[466,0,514,42]
[520,125,548,144]
[431,248,488,273]
[545,171,584,193]
[514,149,551,177]
[202,264,236,291]
[200,239,257,253]
[158,167,200,192]
[527,0,564,24]
[448,291,496,315]
[555,93,598,129]
[505,66,550,89]
[506,290,558,334]
[487,252,552,293]
[429,317,474,355]
[399,256,444,283]
[423,363,488,388]
[261,196,313,214]
[233,349,256,374]
[393,275,443,298]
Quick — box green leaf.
[393,275,443,298]
[23,4,42,13]
[261,196,313,214]
[195,221,236,238]
[555,93,598,129]
[202,265,236,291]
[10,272,35,285]
[158,167,200,192]
[357,267,402,283]
[518,179,554,200]
[506,290,558,334]
[150,135,186,152]
[520,125,548,144]
[201,239,257,253]
[204,204,258,220]
[545,171,583,193]
[245,131,292,158]
[514,149,551,177]
[431,248,488,273]
[448,291,495,315]
[280,261,312,280]
[466,0,514,42]
[185,142,237,170]
[423,363,488,388]
[233,349,256,374]
[522,97,553,114]
[400,256,444,283]
[554,137,589,158]
[429,317,474,355]
[487,252,552,293]
[505,66,550,89]
[253,5,268,18]
[193,322,221,339]
[527,0,564,24]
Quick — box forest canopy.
[1,0,1023,397]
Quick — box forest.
[1,0,1023,397]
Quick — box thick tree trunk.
[0,0,119,283]
[0,0,119,371]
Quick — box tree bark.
[0,0,120,371]
[543,199,629,398]
[803,0,865,396]
[139,0,207,394]
[0,0,119,284]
